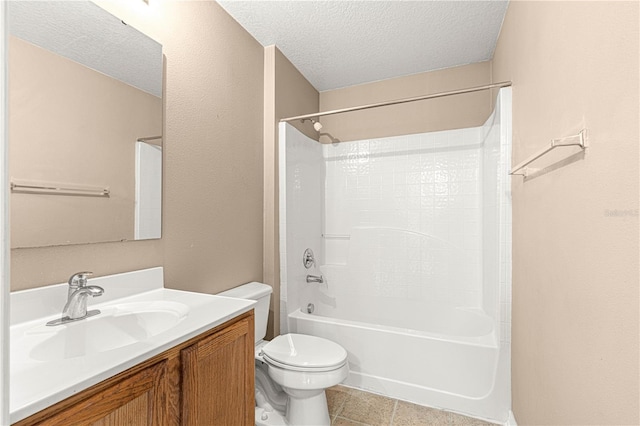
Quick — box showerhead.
[301,118,323,132]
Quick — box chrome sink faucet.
[47,271,104,326]
[64,271,104,319]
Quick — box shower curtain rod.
[137,135,162,142]
[280,81,512,123]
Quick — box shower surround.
[279,89,512,423]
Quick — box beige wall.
[492,1,639,424]
[9,36,162,248]
[264,45,319,337]
[319,62,492,143]
[11,0,264,293]
[155,1,264,294]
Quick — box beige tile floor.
[326,385,499,426]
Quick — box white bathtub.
[288,300,510,423]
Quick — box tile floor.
[326,385,499,426]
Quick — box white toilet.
[219,282,349,426]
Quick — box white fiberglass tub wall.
[279,88,512,423]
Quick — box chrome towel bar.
[11,181,110,197]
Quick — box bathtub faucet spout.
[306,274,324,284]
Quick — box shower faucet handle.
[303,248,316,269]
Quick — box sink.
[10,267,257,424]
[28,301,189,361]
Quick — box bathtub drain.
[306,303,315,314]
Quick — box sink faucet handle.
[68,271,93,288]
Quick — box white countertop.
[9,267,255,423]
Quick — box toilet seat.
[261,333,348,372]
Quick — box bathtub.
[288,298,510,423]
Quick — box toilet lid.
[262,334,347,372]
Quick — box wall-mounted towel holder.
[510,129,588,177]
[10,180,110,197]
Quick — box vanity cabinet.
[181,315,255,425]
[15,311,255,426]
[20,360,172,426]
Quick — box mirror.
[8,1,163,248]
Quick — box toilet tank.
[218,282,272,343]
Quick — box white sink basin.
[27,301,189,361]
[10,267,256,424]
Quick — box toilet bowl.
[219,282,349,426]
[259,333,349,425]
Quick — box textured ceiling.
[218,0,509,92]
[8,1,163,97]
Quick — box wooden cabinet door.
[181,316,255,426]
[29,360,170,426]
